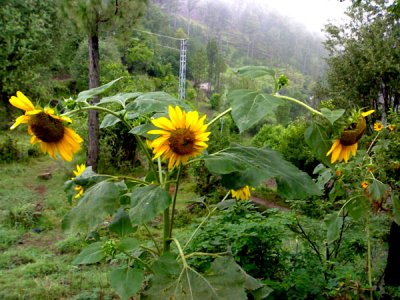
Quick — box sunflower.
[373,122,384,132]
[231,185,252,201]
[72,164,86,199]
[148,106,210,169]
[361,181,369,189]
[9,91,82,161]
[388,124,396,132]
[326,110,374,164]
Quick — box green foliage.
[187,202,289,279]
[209,93,221,110]
[0,135,22,163]
[203,144,321,199]
[253,119,320,173]
[110,266,144,300]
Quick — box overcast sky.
[253,0,351,33]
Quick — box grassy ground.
[0,130,201,299]
[0,149,119,299]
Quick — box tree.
[324,0,400,114]
[0,0,60,105]
[60,0,147,170]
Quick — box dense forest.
[1,0,400,299]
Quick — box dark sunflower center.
[28,112,65,143]
[168,128,195,155]
[340,117,366,146]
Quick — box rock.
[37,172,52,180]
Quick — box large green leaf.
[324,213,343,243]
[227,89,284,132]
[100,113,121,128]
[109,209,136,237]
[235,66,276,79]
[129,185,171,226]
[75,78,123,103]
[320,108,345,125]
[126,92,187,114]
[393,194,400,225]
[145,256,247,300]
[304,122,332,166]
[204,145,321,199]
[368,179,390,201]
[110,266,144,300]
[62,181,121,233]
[72,242,105,265]
[97,92,141,108]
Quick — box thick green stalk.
[274,94,323,116]
[207,108,232,127]
[169,165,183,238]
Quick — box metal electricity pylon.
[178,39,187,101]
[132,28,188,102]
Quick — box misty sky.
[251,0,351,33]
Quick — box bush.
[209,93,221,110]
[0,135,22,163]
[252,118,319,174]
[187,202,288,279]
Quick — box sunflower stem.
[274,94,323,116]
[163,172,171,253]
[169,165,183,239]
[207,108,232,127]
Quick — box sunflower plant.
[8,69,393,299]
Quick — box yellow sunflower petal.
[10,115,30,130]
[361,110,375,117]
[327,140,340,156]
[25,109,44,116]
[9,92,35,112]
[151,117,176,131]
[331,143,342,163]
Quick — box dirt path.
[251,196,289,211]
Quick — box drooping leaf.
[100,113,121,128]
[227,89,284,132]
[72,166,108,187]
[345,196,369,220]
[129,123,157,139]
[151,252,181,277]
[304,122,332,166]
[204,145,321,199]
[118,238,141,252]
[109,209,135,237]
[235,66,276,79]
[324,213,343,243]
[110,266,144,300]
[97,92,141,108]
[145,256,247,300]
[129,185,171,226]
[368,179,390,201]
[392,194,400,225]
[62,181,120,233]
[72,242,105,265]
[126,92,188,114]
[320,108,345,125]
[75,78,123,103]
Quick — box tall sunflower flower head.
[9,91,83,161]
[327,109,374,164]
[148,106,211,169]
[71,164,86,199]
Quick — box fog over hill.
[152,0,329,78]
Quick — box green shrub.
[0,135,22,163]
[187,202,288,279]
[209,93,221,110]
[252,118,319,174]
[6,203,41,228]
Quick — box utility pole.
[178,39,187,101]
